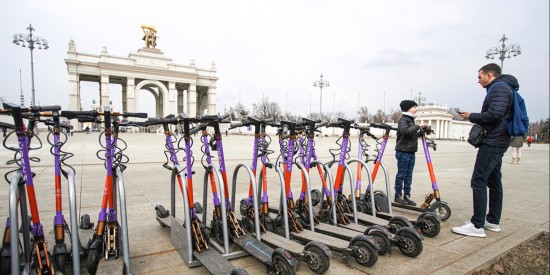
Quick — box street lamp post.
[485,34,521,72]
[12,24,49,107]
[313,73,330,114]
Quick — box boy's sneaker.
[452,221,486,237]
[484,220,501,232]
[394,195,408,205]
[404,195,416,206]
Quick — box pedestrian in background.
[527,136,533,147]
[453,63,516,238]
[394,99,429,206]
[509,136,524,164]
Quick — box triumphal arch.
[65,26,218,128]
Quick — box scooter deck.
[339,222,368,233]
[258,232,305,255]
[166,215,247,272]
[95,257,124,274]
[157,214,182,228]
[346,212,390,226]
[194,249,239,275]
[314,223,361,240]
[291,229,349,251]
[232,234,272,263]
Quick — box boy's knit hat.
[400,100,418,112]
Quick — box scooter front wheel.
[54,252,67,274]
[86,247,102,275]
[428,202,451,221]
[305,245,330,274]
[0,249,10,275]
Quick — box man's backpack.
[487,82,529,136]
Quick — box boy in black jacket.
[394,100,428,206]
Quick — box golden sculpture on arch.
[141,25,158,49]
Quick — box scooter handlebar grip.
[0,122,15,130]
[77,117,99,123]
[189,124,205,135]
[220,113,230,120]
[59,123,73,130]
[355,123,370,130]
[34,105,61,112]
[230,121,244,128]
[61,110,99,119]
[123,112,148,118]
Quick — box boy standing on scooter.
[394,100,429,206]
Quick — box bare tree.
[357,106,371,123]
[332,111,347,122]
[388,108,402,123]
[227,103,249,121]
[252,97,282,120]
[307,112,332,122]
[371,109,388,123]
[281,111,299,122]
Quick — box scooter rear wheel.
[352,240,378,267]
[305,245,330,274]
[398,231,423,258]
[418,214,440,238]
[241,216,255,233]
[428,202,451,221]
[367,230,391,255]
[272,254,296,275]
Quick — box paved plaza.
[0,132,548,274]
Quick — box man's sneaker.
[404,195,417,206]
[394,195,408,205]
[484,220,501,232]
[451,221,486,238]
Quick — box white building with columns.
[65,39,217,129]
[417,103,473,140]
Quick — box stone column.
[187,83,197,117]
[177,88,185,113]
[67,71,80,130]
[100,74,110,111]
[207,86,217,115]
[168,81,177,116]
[126,78,136,113]
[68,72,79,111]
[125,78,137,132]
[436,119,441,138]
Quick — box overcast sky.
[1,0,548,121]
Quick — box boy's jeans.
[395,151,415,196]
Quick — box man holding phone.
[452,63,517,237]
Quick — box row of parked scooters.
[0,102,451,274]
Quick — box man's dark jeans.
[470,144,508,228]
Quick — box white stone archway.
[65,40,218,130]
[134,79,169,117]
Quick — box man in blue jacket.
[453,63,516,237]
